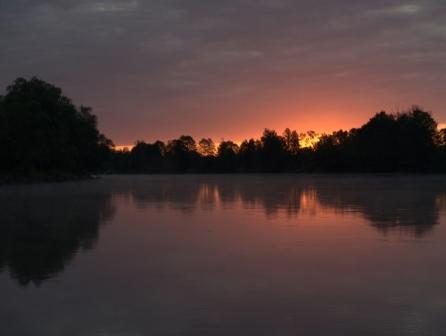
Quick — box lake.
[1,175,446,335]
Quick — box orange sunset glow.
[2,1,445,145]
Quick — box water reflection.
[123,175,446,236]
[0,182,115,286]
[314,179,443,236]
[1,175,446,287]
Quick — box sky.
[1,0,446,145]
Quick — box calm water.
[1,175,446,336]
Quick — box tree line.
[110,109,446,173]
[2,77,446,180]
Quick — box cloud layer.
[1,0,446,143]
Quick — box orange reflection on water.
[119,175,446,237]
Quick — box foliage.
[110,107,444,173]
[0,77,113,178]
[2,78,445,176]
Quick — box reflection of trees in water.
[126,176,311,216]
[125,176,446,237]
[122,178,319,219]
[313,178,446,236]
[2,176,445,286]
[0,183,115,286]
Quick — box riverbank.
[0,172,94,185]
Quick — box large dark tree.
[355,107,437,172]
[260,129,287,172]
[0,77,113,178]
[394,107,437,171]
[165,135,199,172]
[217,140,239,172]
[239,139,261,172]
[130,140,165,173]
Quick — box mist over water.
[1,175,446,335]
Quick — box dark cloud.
[1,0,446,143]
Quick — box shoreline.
[0,173,95,186]
[2,171,446,186]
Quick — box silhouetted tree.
[354,107,437,172]
[165,135,199,172]
[438,128,446,146]
[394,107,437,171]
[354,111,397,171]
[314,130,353,171]
[0,77,113,179]
[239,139,261,172]
[434,128,446,171]
[130,141,165,173]
[283,128,300,155]
[198,138,216,156]
[260,129,287,172]
[217,141,239,172]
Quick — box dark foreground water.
[1,175,446,336]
